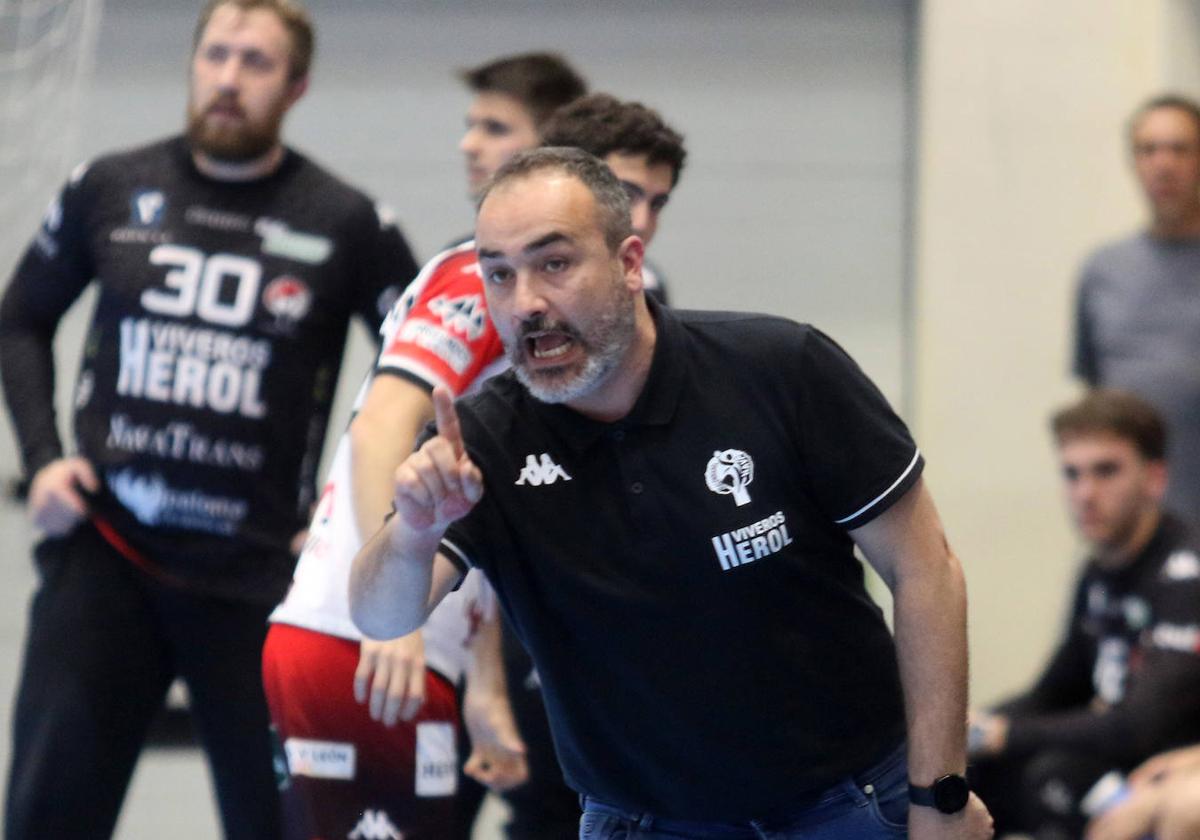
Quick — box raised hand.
[391,386,483,533]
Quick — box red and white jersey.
[270,242,508,683]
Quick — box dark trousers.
[500,620,579,840]
[4,522,280,840]
[971,749,1113,840]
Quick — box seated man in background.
[970,389,1200,838]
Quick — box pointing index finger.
[432,386,465,458]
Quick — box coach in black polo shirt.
[351,148,993,840]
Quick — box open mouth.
[525,330,575,361]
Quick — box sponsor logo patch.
[262,275,313,331]
[256,217,332,264]
[283,737,356,781]
[185,205,252,232]
[705,449,754,506]
[106,413,265,472]
[415,722,457,798]
[109,227,170,245]
[116,316,271,419]
[394,319,472,374]
[130,189,166,227]
[107,469,248,535]
[710,510,794,571]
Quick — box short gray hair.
[476,146,632,251]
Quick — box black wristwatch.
[908,774,970,814]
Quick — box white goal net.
[0,0,102,484]
[0,0,104,275]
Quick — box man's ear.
[285,75,309,108]
[617,234,645,292]
[1146,458,1169,504]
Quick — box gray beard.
[515,350,615,404]
[510,284,636,405]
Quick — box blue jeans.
[578,743,908,839]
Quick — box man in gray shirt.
[1074,94,1200,525]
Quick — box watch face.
[932,774,970,813]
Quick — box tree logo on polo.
[705,449,754,506]
[515,453,572,486]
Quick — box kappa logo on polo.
[348,809,403,839]
[515,453,572,486]
[705,449,754,506]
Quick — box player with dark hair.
[459,52,587,199]
[486,92,690,839]
[541,92,685,305]
[970,389,1200,837]
[263,51,586,840]
[0,2,418,838]
[352,147,994,840]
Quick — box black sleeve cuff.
[439,537,471,584]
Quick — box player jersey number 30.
[117,244,273,420]
[143,244,261,327]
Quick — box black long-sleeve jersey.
[997,513,1200,766]
[0,136,418,603]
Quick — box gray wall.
[0,0,913,483]
[0,4,912,834]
